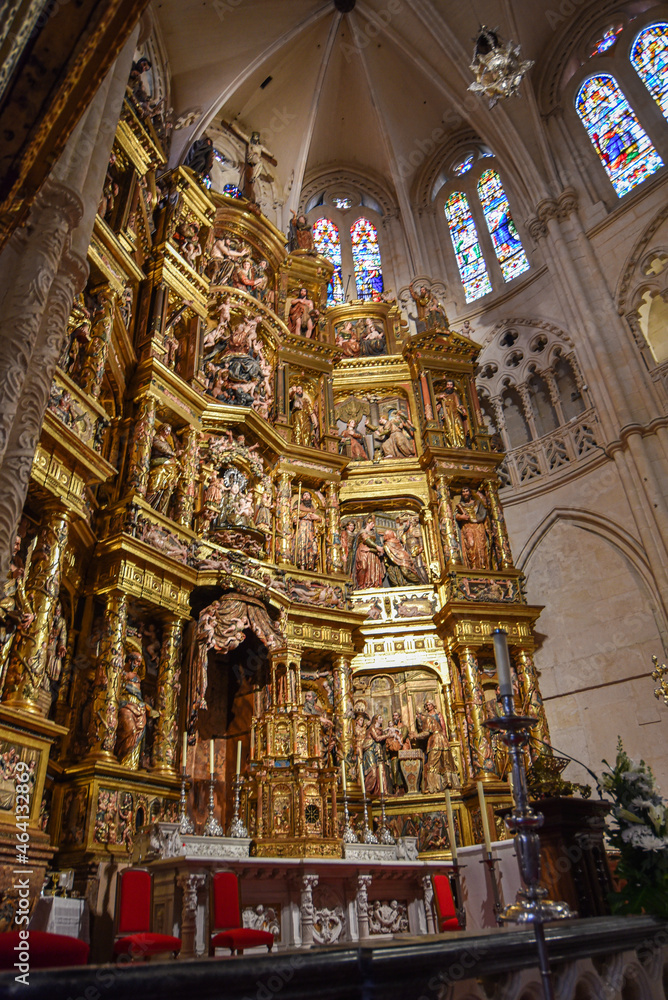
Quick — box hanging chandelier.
[468,25,534,108]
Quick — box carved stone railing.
[498,407,601,491]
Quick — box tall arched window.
[444,192,492,302]
[350,217,383,300]
[313,219,344,305]
[631,22,668,121]
[575,75,663,196]
[477,170,530,281]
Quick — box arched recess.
[517,507,668,787]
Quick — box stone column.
[177,873,206,959]
[483,479,513,570]
[300,873,319,947]
[543,369,566,426]
[175,426,200,528]
[434,474,460,565]
[78,285,117,398]
[356,874,373,940]
[517,384,539,441]
[2,505,71,713]
[125,394,157,496]
[422,874,436,934]
[333,654,354,769]
[276,471,294,566]
[152,618,184,774]
[325,482,343,574]
[86,590,128,759]
[490,396,512,453]
[516,648,551,756]
[459,647,496,780]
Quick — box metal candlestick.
[485,687,574,1000]
[203,775,224,837]
[342,791,359,843]
[377,791,395,845]
[449,863,467,929]
[228,774,248,838]
[479,852,502,921]
[177,769,194,835]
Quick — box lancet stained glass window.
[575,75,663,196]
[313,219,344,305]
[444,192,492,302]
[350,217,384,300]
[477,170,530,282]
[631,23,668,120]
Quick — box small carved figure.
[146,424,182,515]
[115,649,148,770]
[45,600,68,689]
[455,486,490,570]
[289,211,315,252]
[353,517,385,590]
[386,711,410,793]
[292,492,323,572]
[361,715,390,798]
[415,700,459,792]
[436,379,469,449]
[287,288,318,338]
[289,385,319,448]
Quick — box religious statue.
[381,530,421,586]
[409,282,449,330]
[335,321,360,357]
[242,130,263,205]
[287,288,318,338]
[146,423,182,515]
[289,385,319,448]
[0,536,34,685]
[44,600,68,699]
[398,515,429,584]
[385,711,410,793]
[340,520,356,573]
[415,701,459,792]
[370,410,416,460]
[289,211,315,252]
[207,237,250,286]
[436,380,469,449]
[455,486,490,570]
[359,318,386,356]
[352,517,385,590]
[361,715,391,798]
[115,648,148,770]
[340,419,368,460]
[218,469,253,527]
[292,491,323,571]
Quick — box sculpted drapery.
[188,592,284,729]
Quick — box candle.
[236,740,242,776]
[341,759,347,794]
[477,780,493,853]
[445,789,458,863]
[182,732,188,773]
[209,739,215,776]
[379,759,385,797]
[491,628,513,699]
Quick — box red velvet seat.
[210,871,274,956]
[432,874,463,932]
[0,930,89,970]
[113,868,181,961]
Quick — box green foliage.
[599,738,668,918]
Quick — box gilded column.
[125,394,157,496]
[87,591,128,758]
[276,471,294,566]
[449,657,470,785]
[2,505,71,713]
[420,507,439,579]
[435,474,460,565]
[333,654,354,767]
[459,647,497,780]
[78,285,116,398]
[516,648,551,756]
[483,479,513,569]
[152,617,184,774]
[325,482,343,574]
[175,426,200,528]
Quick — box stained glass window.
[575,75,663,196]
[631,23,668,120]
[444,192,492,302]
[590,25,623,57]
[313,218,344,305]
[333,196,352,209]
[477,170,530,281]
[223,184,243,199]
[350,217,384,301]
[453,154,474,176]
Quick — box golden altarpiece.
[0,92,552,925]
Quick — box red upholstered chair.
[0,930,89,970]
[113,868,181,961]
[209,871,274,956]
[432,874,463,932]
